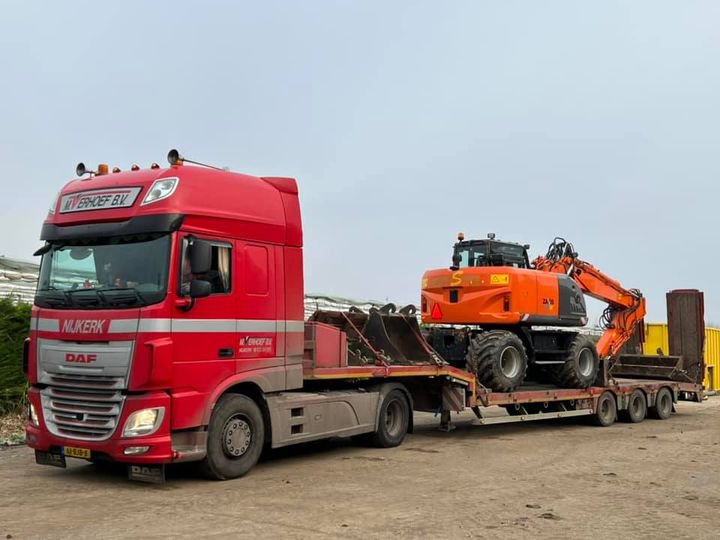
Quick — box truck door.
[235,241,283,391]
[171,234,236,429]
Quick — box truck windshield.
[35,234,170,309]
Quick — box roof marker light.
[97,164,109,175]
[131,164,140,171]
[112,167,121,173]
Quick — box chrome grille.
[41,375,125,441]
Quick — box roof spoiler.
[261,177,298,194]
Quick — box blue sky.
[1,1,718,323]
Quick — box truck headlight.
[28,403,39,427]
[142,178,179,205]
[123,407,165,437]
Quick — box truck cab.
[26,157,305,475]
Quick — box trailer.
[24,150,704,483]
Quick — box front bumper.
[26,388,174,464]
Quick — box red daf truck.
[24,151,704,482]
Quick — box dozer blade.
[309,304,442,366]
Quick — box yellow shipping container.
[642,323,720,391]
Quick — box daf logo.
[65,353,97,363]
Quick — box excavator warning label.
[490,274,509,285]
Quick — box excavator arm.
[533,238,646,360]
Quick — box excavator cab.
[451,234,531,270]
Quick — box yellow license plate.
[64,446,91,459]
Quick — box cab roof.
[43,164,302,246]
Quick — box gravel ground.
[1,398,718,539]
[0,411,25,446]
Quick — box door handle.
[218,348,234,358]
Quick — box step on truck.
[25,150,704,482]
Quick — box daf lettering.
[65,353,97,363]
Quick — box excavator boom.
[533,238,646,359]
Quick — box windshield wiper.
[95,287,148,306]
[38,287,74,307]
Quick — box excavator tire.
[552,334,599,388]
[467,330,528,392]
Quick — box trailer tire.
[619,389,647,423]
[592,391,617,427]
[552,335,599,389]
[201,394,265,480]
[467,331,528,392]
[366,389,410,448]
[649,387,673,420]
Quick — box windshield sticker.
[59,187,142,213]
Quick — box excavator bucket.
[309,304,442,366]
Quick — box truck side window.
[180,240,232,295]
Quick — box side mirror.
[189,239,212,274]
[189,279,211,298]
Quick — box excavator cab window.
[453,240,530,269]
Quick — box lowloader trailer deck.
[303,345,703,432]
[25,150,704,483]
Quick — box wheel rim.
[500,346,522,379]
[630,395,643,416]
[222,414,252,458]
[577,348,595,377]
[385,399,404,437]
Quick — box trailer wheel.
[467,331,528,392]
[201,394,265,480]
[619,389,647,423]
[366,389,410,448]
[649,387,673,420]
[552,335,599,388]
[592,391,617,427]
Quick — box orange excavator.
[421,236,646,392]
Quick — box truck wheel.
[592,391,617,427]
[366,389,410,448]
[201,394,265,480]
[649,387,673,420]
[553,335,599,388]
[467,331,528,392]
[619,389,647,423]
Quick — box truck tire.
[201,394,265,480]
[592,391,617,427]
[467,331,528,392]
[619,389,647,423]
[365,389,410,448]
[552,335,599,388]
[649,387,673,420]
